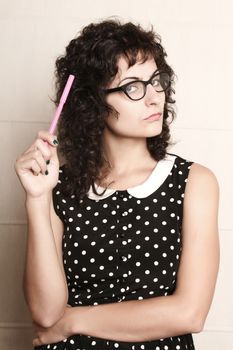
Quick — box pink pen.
[49,74,75,134]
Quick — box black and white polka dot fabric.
[36,153,195,350]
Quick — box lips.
[144,113,162,121]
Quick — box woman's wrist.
[25,192,52,209]
[25,193,52,223]
[68,306,90,336]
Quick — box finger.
[18,149,48,176]
[37,130,59,147]
[23,143,37,156]
[15,155,41,177]
[18,132,58,165]
[22,158,43,176]
[34,138,52,162]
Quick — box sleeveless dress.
[35,152,195,350]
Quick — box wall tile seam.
[0,14,106,22]
[0,16,227,25]
[0,221,27,225]
[0,322,32,328]
[0,120,50,125]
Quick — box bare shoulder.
[182,162,219,242]
[187,162,219,195]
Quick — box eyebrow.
[118,69,159,86]
[118,76,138,84]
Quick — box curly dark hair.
[54,18,176,201]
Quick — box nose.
[144,84,161,105]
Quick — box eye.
[151,76,160,87]
[125,83,139,94]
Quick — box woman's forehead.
[112,55,157,85]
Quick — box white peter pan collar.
[87,154,176,200]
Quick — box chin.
[146,126,163,138]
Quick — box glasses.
[104,70,170,101]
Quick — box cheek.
[163,93,166,105]
[105,111,134,130]
[104,104,141,136]
[106,97,138,122]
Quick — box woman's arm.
[14,130,69,329]
[68,163,220,342]
[24,193,68,328]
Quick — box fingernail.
[45,170,49,175]
[53,139,59,145]
[46,160,50,165]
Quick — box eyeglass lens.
[125,72,170,100]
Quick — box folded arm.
[68,163,220,342]
[34,163,219,345]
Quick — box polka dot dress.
[35,153,195,350]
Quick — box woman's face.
[104,56,166,138]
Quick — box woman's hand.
[32,305,74,347]
[14,130,60,199]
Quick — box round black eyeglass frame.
[103,71,170,101]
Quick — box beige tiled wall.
[1,1,232,349]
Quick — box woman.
[15,19,219,350]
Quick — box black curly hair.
[54,18,176,201]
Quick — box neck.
[101,132,154,176]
